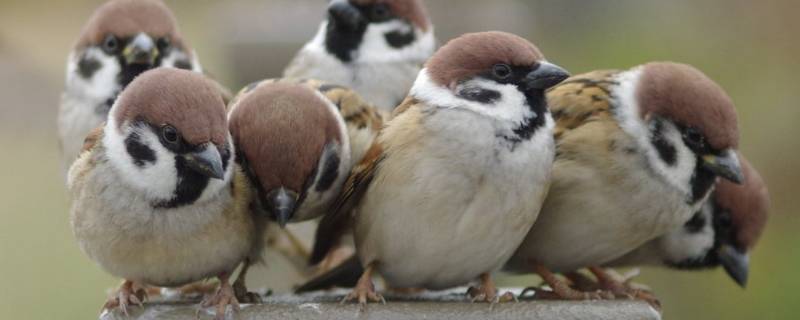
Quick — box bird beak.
[183,144,225,180]
[525,62,570,90]
[123,33,159,66]
[717,244,749,288]
[266,188,298,228]
[702,149,744,184]
[328,0,365,31]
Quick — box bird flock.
[59,0,770,319]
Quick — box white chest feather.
[69,154,254,287]
[355,109,554,289]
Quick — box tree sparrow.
[59,0,203,172]
[227,78,383,295]
[609,154,769,287]
[68,68,255,320]
[310,31,569,305]
[284,0,436,113]
[504,62,744,301]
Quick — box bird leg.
[315,245,356,276]
[467,273,516,303]
[530,263,614,300]
[198,273,240,320]
[101,280,146,316]
[587,267,661,309]
[565,271,601,291]
[341,262,385,309]
[232,258,262,303]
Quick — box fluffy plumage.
[283,0,435,112]
[609,155,769,287]
[68,69,254,318]
[505,62,742,299]
[309,31,566,304]
[229,81,351,223]
[59,0,204,173]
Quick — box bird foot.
[467,273,516,306]
[588,267,661,310]
[232,278,262,304]
[101,280,146,316]
[340,277,385,310]
[198,281,240,320]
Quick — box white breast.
[355,109,554,290]
[69,156,254,287]
[506,140,700,273]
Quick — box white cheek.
[410,69,532,132]
[658,204,715,263]
[356,20,436,63]
[160,49,203,73]
[104,118,178,202]
[613,69,702,203]
[66,48,121,103]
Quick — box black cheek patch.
[315,144,341,192]
[651,120,677,166]
[78,55,102,79]
[458,87,501,104]
[384,30,416,48]
[684,211,707,233]
[155,156,210,209]
[689,166,716,205]
[125,132,156,167]
[325,23,366,62]
[173,59,193,70]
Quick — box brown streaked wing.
[309,141,385,265]
[546,70,620,141]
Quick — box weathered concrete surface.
[100,288,661,320]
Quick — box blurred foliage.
[0,0,797,319]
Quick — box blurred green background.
[1,0,798,319]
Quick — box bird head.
[103,68,232,208]
[228,81,350,226]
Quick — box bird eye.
[102,35,119,53]
[156,37,171,51]
[492,64,512,80]
[716,211,732,228]
[371,4,391,20]
[161,125,180,144]
[682,127,705,150]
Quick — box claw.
[101,280,147,317]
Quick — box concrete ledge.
[100,288,661,320]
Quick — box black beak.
[525,62,570,90]
[328,0,365,31]
[183,144,225,180]
[702,149,744,184]
[123,33,158,65]
[717,244,749,288]
[266,188,298,228]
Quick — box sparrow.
[608,154,769,287]
[59,0,203,172]
[68,68,255,320]
[226,78,383,294]
[504,62,744,301]
[309,31,569,305]
[284,0,436,113]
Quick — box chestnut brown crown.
[228,82,343,194]
[112,68,228,146]
[426,31,545,88]
[75,0,188,52]
[714,155,770,250]
[637,62,739,151]
[350,0,430,31]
